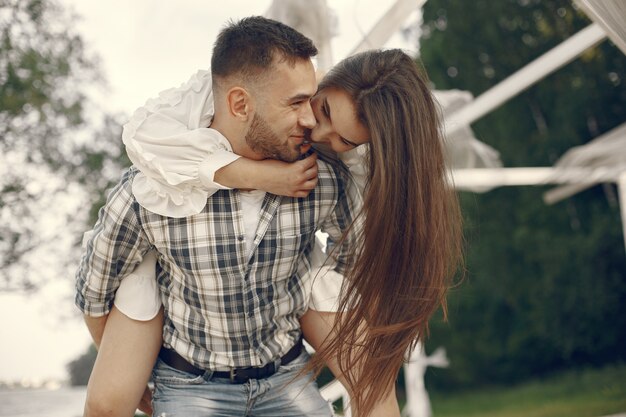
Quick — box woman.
[85,49,463,417]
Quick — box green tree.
[0,0,128,291]
[420,0,626,389]
[66,343,97,386]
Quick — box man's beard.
[245,113,300,162]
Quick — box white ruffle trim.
[131,174,211,218]
[121,70,226,217]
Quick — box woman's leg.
[300,309,400,417]
[84,306,163,417]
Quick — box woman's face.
[308,87,370,153]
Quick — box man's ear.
[226,87,253,121]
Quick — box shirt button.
[237,236,244,241]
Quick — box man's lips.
[291,134,312,154]
[300,142,312,154]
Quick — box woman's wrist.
[214,158,258,189]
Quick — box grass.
[428,363,626,417]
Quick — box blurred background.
[1,0,625,416]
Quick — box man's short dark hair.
[211,16,317,84]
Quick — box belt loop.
[203,369,214,382]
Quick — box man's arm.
[84,315,108,348]
[83,308,163,417]
[75,169,151,318]
[76,170,156,416]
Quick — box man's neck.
[210,118,263,161]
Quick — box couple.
[76,16,462,417]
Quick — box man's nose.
[299,101,316,129]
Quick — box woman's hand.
[138,385,153,416]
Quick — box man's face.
[245,58,317,162]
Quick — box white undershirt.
[239,190,266,259]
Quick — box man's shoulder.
[110,166,138,193]
[311,152,355,206]
[116,165,137,182]
[101,166,141,210]
[315,150,351,183]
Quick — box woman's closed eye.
[322,99,330,118]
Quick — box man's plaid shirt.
[75,159,358,371]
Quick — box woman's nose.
[310,133,326,143]
[310,125,330,143]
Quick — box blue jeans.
[152,350,334,417]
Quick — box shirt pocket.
[254,229,315,281]
[275,231,312,254]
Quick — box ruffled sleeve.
[122,70,240,218]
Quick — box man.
[75,16,358,416]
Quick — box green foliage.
[0,0,98,164]
[0,0,129,290]
[66,343,97,386]
[420,0,626,389]
[429,363,626,417]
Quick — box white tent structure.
[265,0,626,415]
[451,0,626,252]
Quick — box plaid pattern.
[76,159,358,370]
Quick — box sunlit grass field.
[429,363,626,417]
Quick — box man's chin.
[285,152,301,162]
[273,149,301,163]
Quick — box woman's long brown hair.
[310,49,464,415]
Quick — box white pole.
[445,23,607,136]
[451,167,619,189]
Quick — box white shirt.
[240,190,266,259]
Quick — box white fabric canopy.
[575,0,626,55]
[544,122,626,204]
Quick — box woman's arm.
[215,153,319,197]
[123,70,321,218]
[300,309,401,417]
[84,306,163,417]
